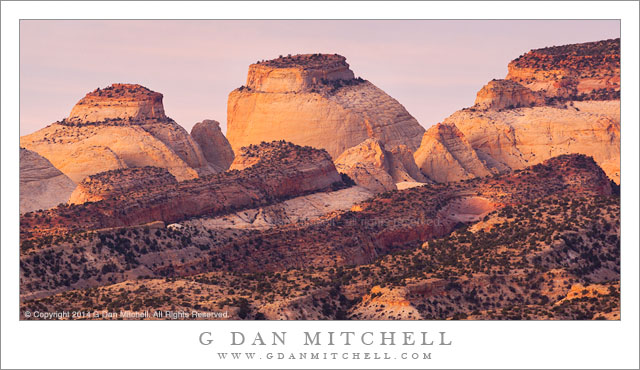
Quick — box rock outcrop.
[190,120,235,171]
[69,167,177,204]
[21,141,346,239]
[334,139,427,193]
[415,39,620,184]
[20,84,213,183]
[20,148,76,213]
[447,100,620,183]
[414,123,492,183]
[474,79,544,110]
[226,54,425,159]
[67,83,166,123]
[507,38,620,101]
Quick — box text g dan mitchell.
[199,331,453,346]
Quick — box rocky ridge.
[20,141,344,240]
[68,167,177,205]
[19,154,616,304]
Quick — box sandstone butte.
[20,141,344,240]
[20,148,77,213]
[334,138,428,193]
[414,38,620,184]
[20,84,234,186]
[226,53,426,159]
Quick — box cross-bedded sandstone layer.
[415,38,620,184]
[226,54,425,159]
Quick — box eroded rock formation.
[21,141,345,239]
[190,120,235,171]
[474,79,544,110]
[414,123,492,183]
[415,38,620,184]
[20,148,76,213]
[335,139,427,193]
[20,84,213,183]
[69,167,177,205]
[507,38,620,101]
[226,54,425,158]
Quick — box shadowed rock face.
[414,38,620,184]
[190,120,235,172]
[20,84,213,183]
[335,138,427,193]
[226,53,425,159]
[20,148,76,213]
[414,123,492,183]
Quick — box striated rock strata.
[415,39,620,184]
[335,138,427,193]
[20,84,213,183]
[19,154,615,300]
[20,148,76,213]
[414,122,492,183]
[226,54,425,158]
[20,141,345,239]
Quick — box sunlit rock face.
[226,53,425,159]
[414,38,620,184]
[20,83,214,183]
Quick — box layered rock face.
[68,84,166,123]
[474,79,544,110]
[415,39,620,184]
[507,38,620,100]
[447,101,620,183]
[21,141,345,239]
[226,54,425,158]
[69,167,177,204]
[246,54,355,93]
[414,123,492,183]
[190,120,235,171]
[20,148,76,213]
[335,138,426,193]
[20,84,214,183]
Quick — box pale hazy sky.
[20,20,619,136]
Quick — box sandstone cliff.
[20,148,76,213]
[447,100,620,183]
[190,120,235,171]
[226,54,425,159]
[334,138,427,193]
[20,84,212,183]
[415,39,620,184]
